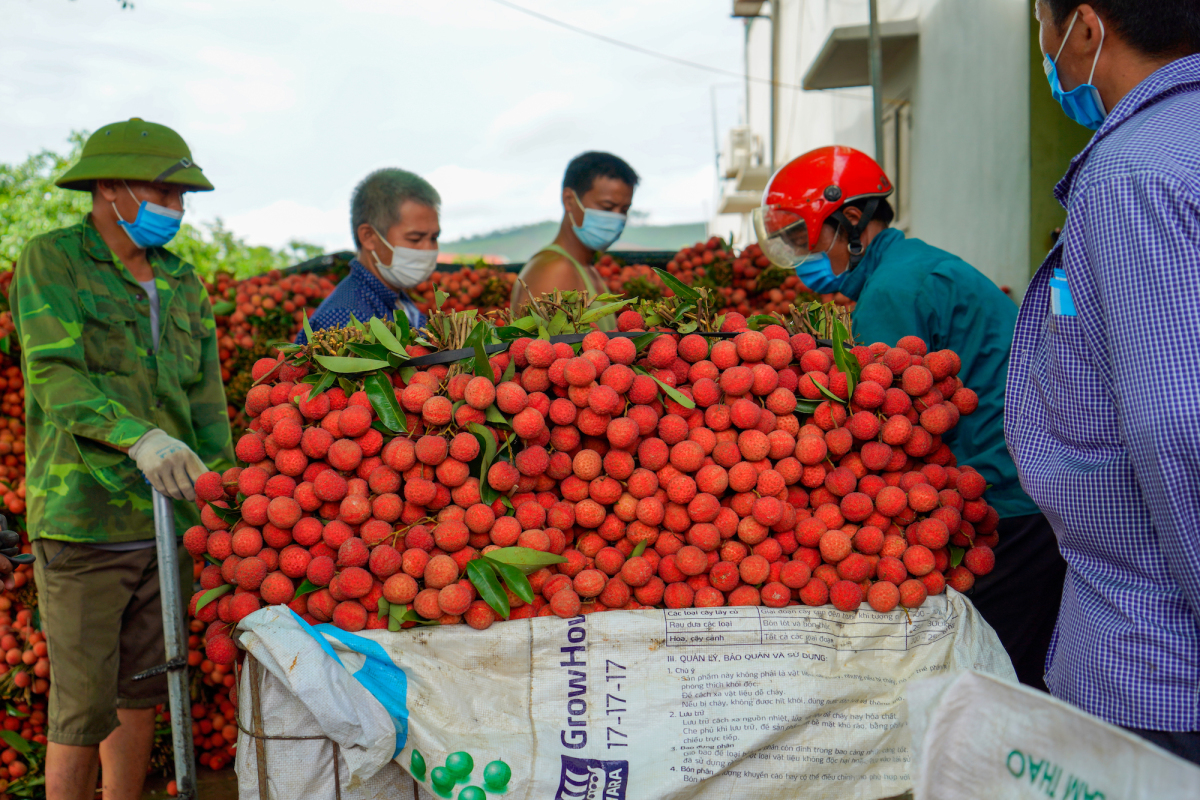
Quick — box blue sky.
[1,0,745,249]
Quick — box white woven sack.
[236,590,1014,800]
[907,670,1200,800]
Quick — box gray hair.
[350,168,441,248]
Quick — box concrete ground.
[142,768,238,800]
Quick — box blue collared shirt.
[1006,55,1200,730]
[295,259,426,344]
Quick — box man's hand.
[128,429,207,502]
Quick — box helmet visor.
[753,206,811,269]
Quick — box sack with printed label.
[906,670,1200,800]
[235,591,1014,800]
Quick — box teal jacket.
[838,228,1038,519]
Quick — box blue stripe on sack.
[1050,269,1077,317]
[287,610,409,757]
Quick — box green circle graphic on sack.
[412,749,511,797]
[446,751,474,779]
[484,760,512,791]
[410,750,427,780]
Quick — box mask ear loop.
[1087,15,1105,92]
[112,180,142,225]
[1054,10,1080,64]
[569,189,589,228]
[829,197,880,270]
[369,225,395,269]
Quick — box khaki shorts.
[33,539,191,747]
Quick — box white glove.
[128,429,207,502]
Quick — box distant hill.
[441,220,708,263]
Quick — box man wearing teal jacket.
[756,146,1064,689]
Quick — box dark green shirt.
[10,216,233,543]
[840,227,1038,519]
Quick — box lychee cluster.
[189,319,998,661]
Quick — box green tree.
[0,133,323,279]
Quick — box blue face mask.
[114,181,184,248]
[1044,11,1107,131]
[795,252,847,294]
[570,191,626,252]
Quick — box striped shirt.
[1006,55,1200,730]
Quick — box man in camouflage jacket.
[10,119,232,800]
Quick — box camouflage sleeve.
[12,237,155,450]
[187,284,234,473]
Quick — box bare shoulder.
[512,252,586,311]
[520,252,585,289]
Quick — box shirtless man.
[510,151,638,328]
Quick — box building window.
[881,100,912,231]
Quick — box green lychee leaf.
[302,310,315,344]
[394,307,412,346]
[484,546,567,572]
[630,331,663,353]
[195,584,232,612]
[832,320,859,395]
[378,598,390,620]
[653,267,699,301]
[794,399,821,416]
[207,503,241,527]
[391,605,439,626]
[470,423,499,503]
[306,369,337,403]
[364,372,408,433]
[484,405,509,426]
[348,342,392,361]
[470,322,495,382]
[493,325,530,342]
[631,539,649,558]
[500,354,517,383]
[949,546,966,569]
[293,578,320,599]
[370,317,407,355]
[314,354,390,374]
[387,616,402,632]
[814,379,847,406]
[0,730,32,756]
[468,559,510,619]
[490,560,535,605]
[633,366,696,410]
[580,299,634,325]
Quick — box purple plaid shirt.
[1007,55,1200,730]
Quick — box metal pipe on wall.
[769,0,780,171]
[868,0,885,160]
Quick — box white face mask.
[370,226,438,289]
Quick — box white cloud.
[222,200,349,251]
[487,91,576,136]
[1,0,745,248]
[636,164,717,225]
[184,47,296,133]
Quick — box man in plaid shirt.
[1009,2,1200,764]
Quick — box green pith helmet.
[56,118,214,192]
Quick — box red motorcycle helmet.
[753,146,893,269]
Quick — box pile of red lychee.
[188,311,997,665]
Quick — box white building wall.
[716,0,1030,294]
